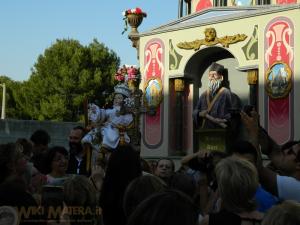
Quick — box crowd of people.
[0,61,300,225]
[0,113,300,225]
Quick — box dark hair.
[72,125,85,135]
[168,173,196,199]
[123,175,167,217]
[281,140,300,161]
[232,140,258,162]
[127,189,199,225]
[140,158,152,173]
[73,125,85,131]
[16,138,33,158]
[45,146,69,174]
[0,143,19,183]
[30,129,51,146]
[99,145,142,225]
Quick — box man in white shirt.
[241,111,300,202]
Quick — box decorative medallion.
[177,27,247,51]
[144,78,163,110]
[242,25,258,60]
[265,61,292,99]
[169,39,182,70]
[264,17,294,144]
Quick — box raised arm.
[240,110,278,196]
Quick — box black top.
[67,153,91,176]
[0,180,43,225]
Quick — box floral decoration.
[122,7,147,34]
[114,65,140,83]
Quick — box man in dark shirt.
[66,126,91,176]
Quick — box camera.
[196,151,228,173]
[243,105,254,116]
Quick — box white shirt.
[277,175,300,202]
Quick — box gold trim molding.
[247,70,258,85]
[174,79,185,92]
[177,27,247,51]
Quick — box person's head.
[103,145,142,188]
[64,175,97,207]
[262,200,300,225]
[216,156,259,213]
[68,126,85,155]
[99,145,142,224]
[113,93,125,106]
[168,172,196,199]
[231,140,258,165]
[16,138,33,160]
[147,160,158,174]
[127,189,199,225]
[123,175,167,217]
[30,129,51,154]
[277,140,300,177]
[113,83,131,106]
[0,143,28,184]
[63,175,97,225]
[45,146,69,176]
[155,158,175,179]
[208,62,224,94]
[140,158,152,174]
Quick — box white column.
[0,83,6,119]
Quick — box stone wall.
[0,119,83,148]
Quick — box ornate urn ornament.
[122,7,147,35]
[122,8,146,56]
[127,13,145,35]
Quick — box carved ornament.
[247,70,258,85]
[177,27,247,51]
[174,79,185,92]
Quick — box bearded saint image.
[192,62,232,129]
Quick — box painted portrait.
[265,61,292,99]
[144,78,163,109]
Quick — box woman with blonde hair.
[262,200,300,225]
[200,156,263,225]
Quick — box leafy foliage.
[6,38,120,121]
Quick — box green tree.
[22,38,120,121]
[0,76,28,119]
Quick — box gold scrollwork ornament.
[177,27,247,51]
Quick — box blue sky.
[0,0,178,81]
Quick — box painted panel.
[264,17,294,144]
[276,0,296,4]
[143,39,165,148]
[195,0,212,12]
